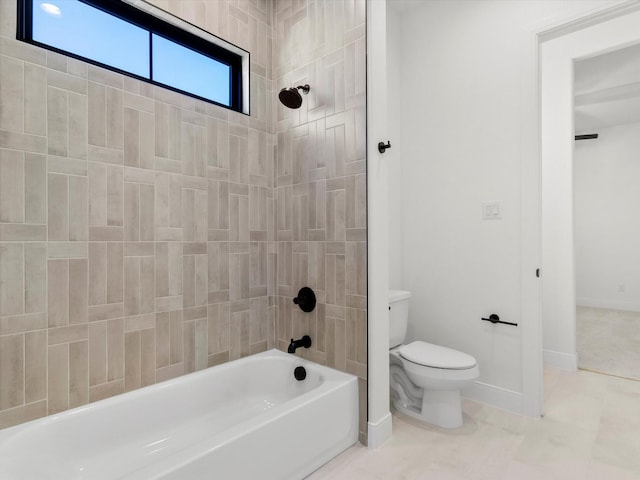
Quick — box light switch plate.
[482,201,502,220]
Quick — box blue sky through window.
[152,34,230,106]
[28,0,237,109]
[33,0,149,77]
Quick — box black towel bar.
[481,314,518,327]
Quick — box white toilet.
[388,290,479,428]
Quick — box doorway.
[540,5,640,382]
[573,44,640,379]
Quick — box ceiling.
[575,43,640,133]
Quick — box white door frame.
[518,1,633,419]
[536,1,640,399]
[515,0,640,418]
[366,0,392,449]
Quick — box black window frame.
[17,0,247,113]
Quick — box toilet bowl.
[388,290,479,428]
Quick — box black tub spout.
[288,335,312,353]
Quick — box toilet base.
[392,388,463,429]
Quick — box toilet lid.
[399,341,477,369]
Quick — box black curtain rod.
[575,134,598,140]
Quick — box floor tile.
[577,307,640,380]
[309,367,640,480]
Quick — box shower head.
[278,84,310,109]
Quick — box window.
[18,0,249,113]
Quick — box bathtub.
[0,349,359,479]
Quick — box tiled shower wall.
[0,0,368,442]
[0,0,276,428]
[274,0,368,443]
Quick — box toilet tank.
[389,290,411,348]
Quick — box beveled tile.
[0,400,47,430]
[68,92,88,160]
[47,87,68,157]
[24,153,46,224]
[68,176,88,241]
[107,318,124,382]
[68,259,88,325]
[0,312,47,336]
[0,334,24,410]
[69,340,89,408]
[88,242,107,306]
[0,55,24,133]
[106,87,123,149]
[89,321,107,386]
[0,149,24,223]
[0,130,46,153]
[48,324,88,345]
[47,173,68,240]
[140,328,156,386]
[124,108,140,167]
[24,243,46,314]
[47,343,69,414]
[24,64,47,136]
[0,224,47,241]
[88,379,124,403]
[47,259,68,327]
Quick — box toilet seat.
[398,341,476,370]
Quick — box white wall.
[575,121,640,312]
[389,0,627,408]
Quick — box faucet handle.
[293,287,316,313]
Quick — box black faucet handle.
[293,287,316,313]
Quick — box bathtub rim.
[0,348,360,480]
[0,348,356,439]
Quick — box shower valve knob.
[378,141,391,153]
[293,287,316,313]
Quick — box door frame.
[534,0,640,410]
[366,0,392,449]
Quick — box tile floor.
[577,306,640,381]
[307,367,640,479]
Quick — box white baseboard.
[543,349,577,370]
[463,381,523,415]
[367,412,392,449]
[577,297,640,313]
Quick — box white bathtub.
[0,349,359,479]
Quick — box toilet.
[388,290,479,428]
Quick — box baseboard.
[577,297,640,313]
[463,381,523,415]
[367,412,392,449]
[543,349,577,370]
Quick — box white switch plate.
[482,201,502,220]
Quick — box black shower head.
[278,84,310,109]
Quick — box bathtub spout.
[288,335,312,353]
